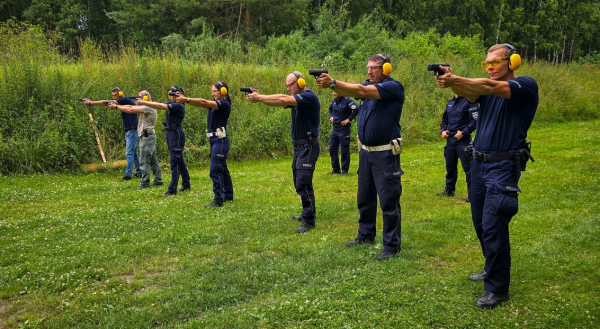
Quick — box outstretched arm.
[316,74,381,99]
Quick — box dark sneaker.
[327,171,341,175]
[204,201,223,208]
[151,182,164,186]
[376,250,398,261]
[474,291,510,309]
[134,173,142,178]
[137,185,150,190]
[346,238,374,247]
[162,191,176,197]
[177,186,191,192]
[341,170,348,175]
[295,222,315,233]
[120,176,132,182]
[466,197,470,203]
[436,188,455,197]
[468,270,487,281]
[291,215,303,222]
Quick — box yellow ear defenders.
[377,53,393,75]
[114,87,124,98]
[503,44,522,71]
[216,81,228,96]
[292,71,306,89]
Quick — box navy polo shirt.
[474,76,538,152]
[440,96,478,136]
[291,88,320,140]
[165,101,185,127]
[357,77,404,146]
[116,97,138,130]
[328,96,359,125]
[206,98,231,132]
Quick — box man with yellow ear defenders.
[246,71,321,234]
[80,87,141,181]
[315,53,405,262]
[108,91,163,189]
[175,81,234,208]
[435,44,538,309]
[137,86,191,197]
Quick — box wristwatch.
[330,79,337,90]
[186,98,190,103]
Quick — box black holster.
[464,142,474,166]
[143,129,149,137]
[510,140,535,174]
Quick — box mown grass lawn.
[1,120,598,328]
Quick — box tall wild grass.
[1,22,598,174]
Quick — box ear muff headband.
[292,71,306,89]
[114,87,124,98]
[216,81,228,96]
[377,54,393,75]
[502,44,522,71]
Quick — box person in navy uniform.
[246,71,321,233]
[137,86,191,197]
[437,94,478,202]
[176,81,234,208]
[436,44,538,309]
[80,87,141,181]
[316,53,404,261]
[328,91,359,175]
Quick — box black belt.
[124,127,136,132]
[165,126,181,132]
[332,123,351,128]
[292,138,316,146]
[473,150,512,162]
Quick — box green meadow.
[1,120,598,328]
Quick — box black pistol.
[77,98,88,101]
[308,69,328,79]
[128,95,142,99]
[240,87,256,94]
[427,63,450,76]
[102,101,114,105]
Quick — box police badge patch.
[351,105,357,109]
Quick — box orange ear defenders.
[502,44,522,71]
[292,71,306,89]
[216,81,228,96]
[377,53,393,75]
[114,87,124,98]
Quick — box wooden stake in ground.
[88,112,107,163]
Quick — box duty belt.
[292,138,315,146]
[362,144,392,152]
[332,123,350,128]
[165,126,181,131]
[206,132,218,138]
[473,151,511,162]
[123,127,136,132]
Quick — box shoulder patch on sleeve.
[510,80,523,88]
[351,104,357,109]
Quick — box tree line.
[1,0,599,63]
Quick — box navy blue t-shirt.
[357,77,404,146]
[116,97,138,130]
[291,88,321,140]
[206,98,231,132]
[328,96,359,125]
[165,101,185,127]
[440,96,478,136]
[474,76,538,152]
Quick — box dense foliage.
[1,0,599,63]
[1,20,599,174]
